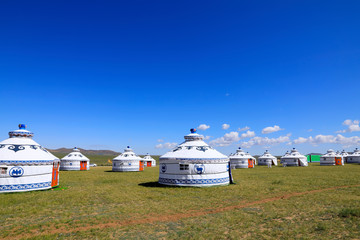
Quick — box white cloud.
[262,125,284,134]
[210,130,255,147]
[238,126,250,132]
[210,131,240,147]
[157,139,164,142]
[336,119,360,133]
[240,130,255,138]
[155,142,177,149]
[241,135,291,148]
[204,136,211,140]
[293,134,360,148]
[307,129,313,132]
[293,137,308,144]
[222,124,230,130]
[197,124,210,131]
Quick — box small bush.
[339,208,360,218]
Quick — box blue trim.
[0,160,54,164]
[159,177,229,185]
[0,181,51,192]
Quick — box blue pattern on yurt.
[0,160,54,164]
[9,167,24,177]
[0,181,51,192]
[158,177,229,185]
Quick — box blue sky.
[0,1,359,155]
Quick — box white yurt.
[347,148,360,163]
[258,150,278,166]
[60,147,90,171]
[229,147,256,169]
[158,128,231,187]
[0,124,60,193]
[320,149,343,166]
[112,146,144,172]
[280,151,289,164]
[340,150,349,163]
[281,148,308,167]
[143,153,156,167]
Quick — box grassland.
[0,162,359,239]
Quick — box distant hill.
[49,148,120,156]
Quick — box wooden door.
[51,162,59,187]
[80,161,87,170]
[139,161,144,171]
[248,159,254,168]
[335,157,342,165]
[147,161,151,167]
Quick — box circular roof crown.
[184,128,204,141]
[327,149,335,153]
[73,147,80,152]
[291,148,298,153]
[124,146,133,152]
[236,147,244,153]
[9,124,34,138]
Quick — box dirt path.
[6,184,360,239]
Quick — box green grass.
[0,162,359,239]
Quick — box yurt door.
[147,161,151,167]
[80,161,87,170]
[51,162,59,187]
[139,161,144,171]
[248,159,254,168]
[335,157,342,165]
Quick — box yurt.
[158,129,231,187]
[320,149,343,166]
[112,146,144,172]
[0,124,60,193]
[347,148,360,163]
[258,150,278,166]
[143,153,156,167]
[60,147,90,171]
[340,150,349,163]
[281,148,308,167]
[280,151,289,164]
[229,147,256,169]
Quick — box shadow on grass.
[139,181,176,188]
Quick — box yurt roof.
[61,147,90,161]
[143,154,155,160]
[160,129,228,162]
[0,124,59,165]
[340,150,349,156]
[322,149,340,157]
[229,147,255,160]
[281,148,306,159]
[258,150,276,160]
[113,146,143,161]
[349,148,360,156]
